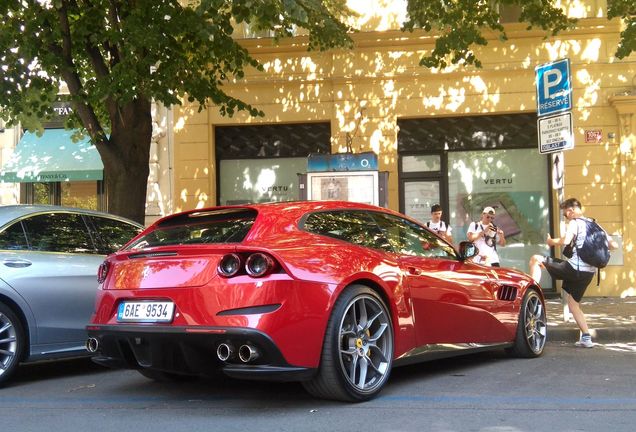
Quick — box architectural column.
[146,101,168,223]
[610,94,636,295]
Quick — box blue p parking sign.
[536,59,571,117]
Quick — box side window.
[22,213,96,254]
[88,216,142,254]
[302,210,391,251]
[0,222,29,250]
[372,213,457,259]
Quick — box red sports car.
[86,201,547,402]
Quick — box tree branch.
[53,1,108,146]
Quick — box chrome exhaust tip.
[216,343,235,362]
[86,337,99,353]
[238,344,259,363]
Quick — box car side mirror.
[458,241,478,261]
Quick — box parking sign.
[537,112,574,154]
[536,59,571,116]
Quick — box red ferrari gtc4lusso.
[86,201,546,402]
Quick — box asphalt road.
[3,342,636,432]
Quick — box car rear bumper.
[87,325,316,382]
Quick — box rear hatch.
[107,208,257,289]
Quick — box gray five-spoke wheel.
[337,293,392,394]
[0,310,19,380]
[523,292,547,354]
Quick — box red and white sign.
[584,129,602,143]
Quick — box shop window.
[401,155,440,173]
[447,148,551,287]
[22,181,103,210]
[31,182,55,205]
[216,122,331,205]
[61,181,98,210]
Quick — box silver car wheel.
[0,311,19,379]
[337,294,392,394]
[523,292,547,354]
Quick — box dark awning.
[0,129,103,183]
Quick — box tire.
[0,302,25,386]
[303,285,394,402]
[506,288,547,358]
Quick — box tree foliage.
[608,0,636,59]
[0,0,353,223]
[403,0,577,68]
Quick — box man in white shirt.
[426,204,453,243]
[529,197,618,348]
[466,206,506,266]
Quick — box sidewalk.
[546,296,636,344]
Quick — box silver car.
[0,205,142,385]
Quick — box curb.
[548,326,636,344]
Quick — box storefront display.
[448,148,551,285]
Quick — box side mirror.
[459,241,479,261]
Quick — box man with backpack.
[529,198,618,348]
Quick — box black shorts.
[542,257,595,302]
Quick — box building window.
[22,181,104,210]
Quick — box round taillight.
[245,253,275,277]
[218,254,241,277]
[97,261,110,284]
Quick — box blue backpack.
[575,217,610,269]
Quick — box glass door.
[403,180,440,224]
[399,153,445,224]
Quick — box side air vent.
[497,285,518,301]
[128,251,178,259]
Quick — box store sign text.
[483,178,513,185]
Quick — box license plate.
[117,301,175,323]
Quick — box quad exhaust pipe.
[86,337,99,353]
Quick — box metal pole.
[552,152,571,322]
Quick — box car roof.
[0,204,143,228]
[152,200,403,227]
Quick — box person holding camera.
[467,206,506,267]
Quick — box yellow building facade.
[170,1,636,297]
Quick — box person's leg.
[562,270,595,347]
[567,294,589,335]
[528,255,545,283]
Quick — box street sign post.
[535,58,574,322]
[536,59,572,117]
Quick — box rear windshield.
[126,209,256,250]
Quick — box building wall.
[0,125,20,205]
[171,2,636,297]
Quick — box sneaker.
[575,333,594,348]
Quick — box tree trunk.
[96,98,152,225]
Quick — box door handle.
[407,266,422,275]
[3,258,32,268]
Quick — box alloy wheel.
[523,292,547,354]
[0,311,19,378]
[337,294,392,394]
